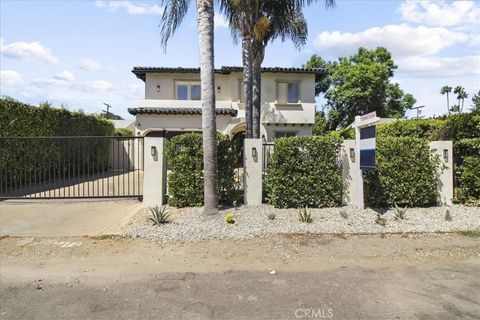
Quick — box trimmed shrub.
[377,118,444,140]
[364,137,441,207]
[265,136,343,208]
[165,132,238,207]
[375,113,480,141]
[454,138,480,204]
[456,156,480,203]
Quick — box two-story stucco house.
[127,66,324,141]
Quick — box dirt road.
[1,234,479,319]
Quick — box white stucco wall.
[135,113,233,136]
[136,70,317,139]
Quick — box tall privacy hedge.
[0,97,114,137]
[454,138,480,203]
[165,133,239,207]
[364,137,441,207]
[265,136,343,208]
[0,97,115,193]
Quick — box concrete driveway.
[0,199,142,236]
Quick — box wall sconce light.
[156,85,161,92]
[217,86,221,93]
[151,146,157,156]
[350,148,355,162]
[443,149,449,162]
[252,147,257,159]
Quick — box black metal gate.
[0,136,144,200]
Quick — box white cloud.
[214,14,229,28]
[0,38,60,64]
[314,24,468,58]
[399,0,480,27]
[79,80,115,91]
[32,72,115,92]
[398,55,480,78]
[78,58,103,71]
[0,70,22,87]
[54,70,75,82]
[95,1,164,15]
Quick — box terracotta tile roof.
[132,66,325,81]
[128,107,238,117]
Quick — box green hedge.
[364,137,441,207]
[376,113,480,140]
[165,133,239,207]
[454,138,480,203]
[0,97,114,137]
[0,98,115,192]
[265,136,343,208]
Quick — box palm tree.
[160,0,218,215]
[222,0,334,139]
[251,5,309,138]
[222,0,256,138]
[454,86,468,113]
[459,89,468,113]
[440,85,452,115]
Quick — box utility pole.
[103,103,111,118]
[411,105,425,119]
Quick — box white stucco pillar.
[341,140,358,206]
[430,141,454,206]
[143,137,167,208]
[244,138,263,205]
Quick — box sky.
[1,0,479,120]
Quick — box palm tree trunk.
[446,93,450,114]
[252,40,265,139]
[197,0,218,215]
[242,34,253,139]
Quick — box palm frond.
[159,0,191,51]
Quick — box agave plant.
[148,205,170,226]
[375,214,386,227]
[298,207,313,223]
[392,204,407,221]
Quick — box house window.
[274,131,297,139]
[276,81,299,104]
[176,81,201,100]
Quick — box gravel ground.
[125,205,480,244]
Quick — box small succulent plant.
[267,213,276,220]
[445,209,452,221]
[375,213,386,227]
[298,207,313,223]
[225,213,235,224]
[148,205,170,225]
[393,204,407,221]
[339,210,349,219]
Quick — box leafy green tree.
[441,85,452,114]
[312,111,327,135]
[309,47,416,129]
[303,54,336,96]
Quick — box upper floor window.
[176,81,201,100]
[276,81,299,104]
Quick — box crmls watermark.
[295,308,334,319]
